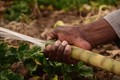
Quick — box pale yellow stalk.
[71,46,120,75]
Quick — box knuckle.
[57,46,64,53]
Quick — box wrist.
[80,18,118,47]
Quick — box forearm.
[81,18,118,47]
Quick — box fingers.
[43,40,78,64]
[43,40,61,58]
[48,40,61,60]
[43,44,52,58]
[44,40,68,61]
[63,45,78,64]
[63,45,71,63]
[55,41,68,62]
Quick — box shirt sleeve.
[103,9,120,38]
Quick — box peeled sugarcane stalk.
[71,46,120,75]
[46,40,120,75]
[1,27,120,75]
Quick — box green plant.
[38,0,89,10]
[0,70,24,80]
[0,41,93,80]
[4,1,31,21]
[4,0,120,21]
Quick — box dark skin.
[44,18,118,64]
[44,26,91,63]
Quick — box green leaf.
[0,70,24,80]
[24,58,37,75]
[0,42,18,70]
[4,1,31,21]
[79,66,93,77]
[17,43,41,61]
[76,62,93,77]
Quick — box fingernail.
[65,45,71,50]
[55,40,61,46]
[61,41,68,46]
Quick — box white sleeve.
[103,9,120,38]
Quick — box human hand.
[44,18,118,63]
[43,26,92,64]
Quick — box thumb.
[47,26,63,40]
[74,39,92,50]
[47,31,58,40]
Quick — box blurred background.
[0,0,120,40]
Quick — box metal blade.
[0,27,46,48]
